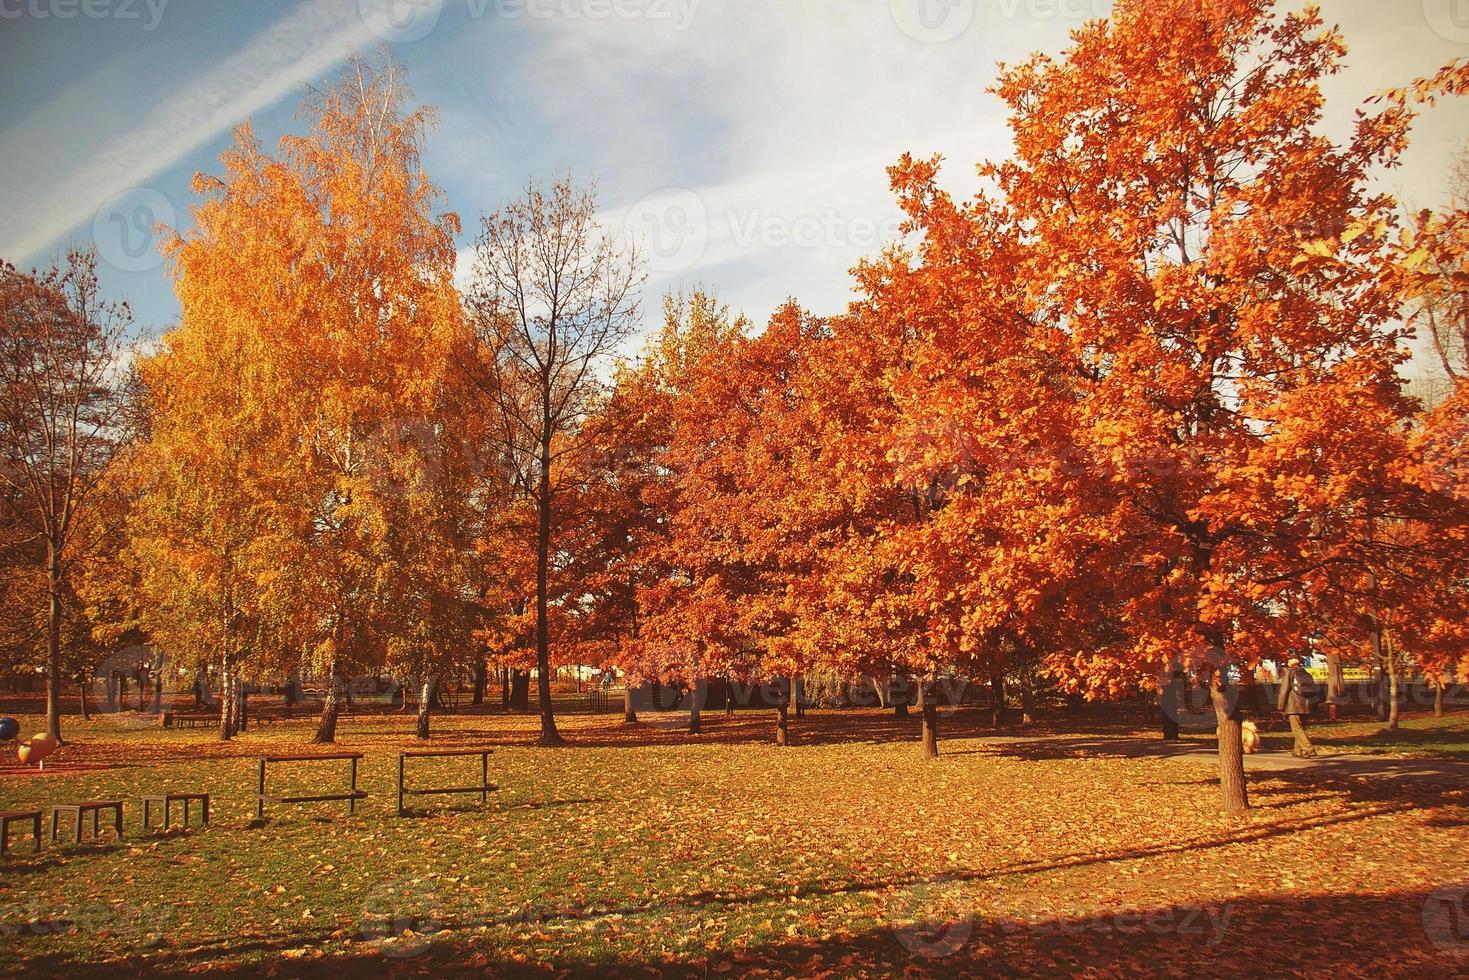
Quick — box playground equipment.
[16,732,58,769]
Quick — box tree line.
[2,1,1466,813]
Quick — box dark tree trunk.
[775,679,790,746]
[1020,669,1036,726]
[416,676,435,740]
[1210,673,1249,813]
[892,671,909,718]
[534,435,564,747]
[990,672,1005,729]
[315,673,344,744]
[725,675,736,716]
[1434,681,1445,718]
[920,679,939,760]
[472,662,487,706]
[501,666,510,709]
[689,678,703,734]
[78,675,91,721]
[45,546,63,743]
[237,679,249,732]
[1386,638,1401,730]
[623,683,638,724]
[284,671,299,718]
[509,670,530,711]
[793,675,805,718]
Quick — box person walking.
[1277,657,1319,758]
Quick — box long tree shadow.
[12,885,1466,978]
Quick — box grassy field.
[1,706,1466,978]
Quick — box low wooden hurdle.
[396,748,497,816]
[255,753,366,820]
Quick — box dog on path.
[1241,719,1261,754]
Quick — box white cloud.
[0,0,384,265]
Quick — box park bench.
[165,711,220,729]
[0,810,41,855]
[396,747,498,816]
[254,753,366,820]
[142,792,210,830]
[50,800,123,845]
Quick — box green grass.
[1,708,1466,977]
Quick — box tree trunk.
[45,545,63,743]
[623,683,638,723]
[218,663,236,741]
[1020,669,1036,726]
[509,669,530,711]
[1386,634,1400,731]
[1434,680,1445,718]
[725,675,736,716]
[237,678,249,732]
[501,666,510,709]
[1288,713,1317,757]
[1325,651,1345,703]
[990,672,1005,729]
[416,676,435,740]
[793,675,805,718]
[78,675,91,721]
[892,671,909,718]
[152,659,165,714]
[775,679,790,746]
[534,435,564,747]
[921,679,939,760]
[1210,673,1249,813]
[472,662,486,706]
[315,673,344,744]
[689,678,703,734]
[1370,624,1390,723]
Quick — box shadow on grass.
[11,885,1466,978]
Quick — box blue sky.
[2,0,1467,345]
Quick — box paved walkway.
[967,734,1469,788]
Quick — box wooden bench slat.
[263,753,363,763]
[401,748,495,758]
[402,785,500,796]
[257,792,367,805]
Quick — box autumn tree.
[156,55,466,743]
[0,248,133,742]
[465,178,643,746]
[868,0,1460,811]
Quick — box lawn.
[1,707,1466,978]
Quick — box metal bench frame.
[396,748,498,816]
[254,753,366,820]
